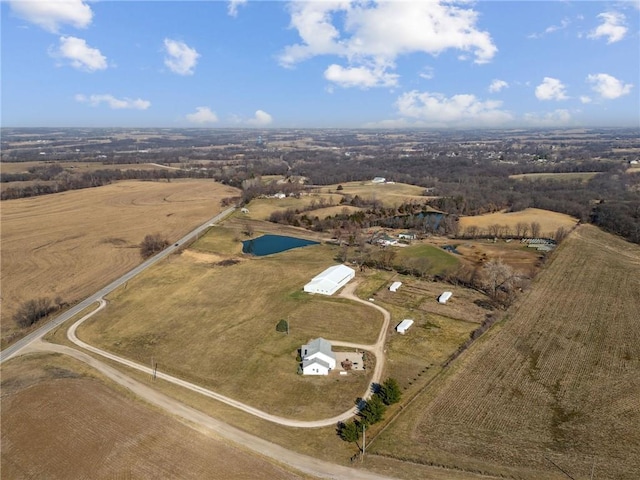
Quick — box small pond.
[242,234,319,256]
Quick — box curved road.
[23,340,396,480]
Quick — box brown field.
[1,353,308,480]
[458,208,578,238]
[509,172,600,182]
[627,166,640,174]
[76,236,380,419]
[371,225,640,479]
[244,193,344,220]
[318,181,429,206]
[0,179,239,346]
[0,160,168,175]
[375,277,491,325]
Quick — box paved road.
[0,207,236,364]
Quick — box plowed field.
[372,225,640,479]
[1,354,306,479]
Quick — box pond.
[242,234,319,256]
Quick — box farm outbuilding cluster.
[304,264,355,296]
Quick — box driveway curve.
[63,278,392,428]
[23,340,397,480]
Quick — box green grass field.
[394,244,460,275]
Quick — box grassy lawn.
[77,235,382,420]
[394,243,460,275]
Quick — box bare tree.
[140,233,169,258]
[483,258,518,304]
[530,221,541,238]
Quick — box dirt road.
[23,340,396,480]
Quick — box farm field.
[371,225,640,479]
[319,181,429,206]
[0,160,170,175]
[458,207,578,238]
[509,172,600,182]
[76,235,381,420]
[243,193,343,220]
[1,353,309,480]
[0,179,239,347]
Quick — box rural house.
[304,264,355,296]
[301,338,336,375]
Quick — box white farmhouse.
[304,264,355,296]
[301,338,336,375]
[396,319,414,334]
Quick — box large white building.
[301,338,336,375]
[303,264,355,296]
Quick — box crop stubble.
[372,225,640,480]
[0,179,239,344]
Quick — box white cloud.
[419,67,435,80]
[163,39,200,75]
[523,109,572,127]
[535,77,568,101]
[8,0,93,33]
[247,110,273,126]
[75,94,150,110]
[588,12,627,44]
[228,0,247,17]
[489,79,508,93]
[279,1,496,88]
[324,64,398,88]
[394,90,512,126]
[580,96,592,104]
[51,36,107,72]
[528,18,570,39]
[186,107,218,124]
[587,73,633,99]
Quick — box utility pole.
[362,424,366,462]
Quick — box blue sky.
[2,0,639,128]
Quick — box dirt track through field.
[24,340,396,480]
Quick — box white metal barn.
[301,338,336,375]
[304,264,355,296]
[438,291,452,304]
[396,319,414,334]
[389,281,402,292]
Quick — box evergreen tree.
[379,378,402,405]
[359,395,386,426]
[338,421,361,443]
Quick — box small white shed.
[389,281,402,292]
[396,319,414,334]
[438,291,452,304]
